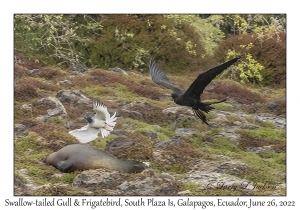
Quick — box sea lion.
[44,144,148,173]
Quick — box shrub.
[214,32,286,87]
[86,14,209,73]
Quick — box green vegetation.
[14,14,286,87]
[236,127,286,141]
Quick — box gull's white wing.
[69,125,100,143]
[93,101,110,120]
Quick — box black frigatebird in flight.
[149,57,240,125]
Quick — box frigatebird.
[149,57,240,125]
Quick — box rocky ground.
[14,54,286,196]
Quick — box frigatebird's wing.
[182,56,240,99]
[149,59,183,95]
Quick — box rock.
[268,102,278,110]
[105,137,140,156]
[174,114,196,126]
[14,124,26,133]
[178,190,191,196]
[152,151,176,166]
[35,115,50,122]
[220,128,240,144]
[162,106,194,119]
[47,107,65,116]
[246,145,275,153]
[157,173,175,181]
[121,109,143,120]
[21,104,32,112]
[233,121,242,126]
[181,159,255,193]
[37,96,67,116]
[17,169,39,191]
[56,80,72,86]
[109,67,128,75]
[73,169,128,190]
[142,131,158,140]
[28,69,39,74]
[111,129,128,136]
[56,90,90,104]
[117,176,179,196]
[241,124,259,130]
[153,136,185,148]
[252,113,286,128]
[68,63,88,72]
[175,128,196,136]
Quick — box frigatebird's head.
[171,93,180,102]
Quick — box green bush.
[214,32,286,87]
[84,14,209,73]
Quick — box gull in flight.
[69,101,117,143]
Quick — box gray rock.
[56,80,72,86]
[181,160,255,193]
[142,131,158,140]
[14,124,26,132]
[68,63,88,72]
[268,102,278,110]
[111,129,128,136]
[252,113,286,128]
[47,107,65,116]
[56,90,90,104]
[153,136,185,148]
[246,145,275,153]
[105,137,140,155]
[152,151,176,166]
[109,67,128,75]
[178,190,191,196]
[241,124,259,130]
[220,128,240,144]
[121,109,143,120]
[175,128,196,136]
[73,169,128,190]
[35,115,50,122]
[117,176,179,196]
[162,106,194,119]
[37,96,67,116]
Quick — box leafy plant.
[14,14,102,66]
[226,49,264,84]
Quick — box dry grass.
[14,77,59,102]
[31,67,67,80]
[238,132,286,153]
[30,123,78,151]
[211,82,267,104]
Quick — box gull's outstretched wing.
[69,125,100,143]
[93,101,109,121]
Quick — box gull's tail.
[101,112,117,138]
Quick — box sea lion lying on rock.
[44,144,148,173]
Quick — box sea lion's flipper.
[56,160,75,173]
